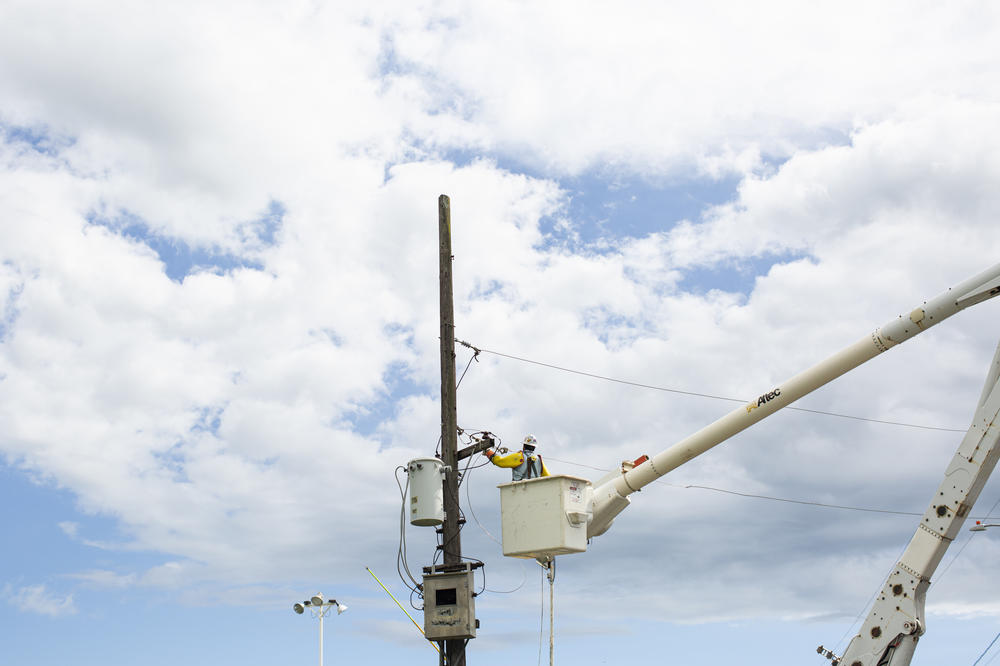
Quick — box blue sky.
[3,2,1000,665]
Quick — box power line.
[982,639,1000,666]
[543,455,989,518]
[679,484,922,517]
[457,340,966,433]
[457,346,983,516]
[455,341,963,516]
[973,631,1000,666]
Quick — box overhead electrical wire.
[455,342,973,518]
[454,354,995,526]
[976,633,1000,666]
[543,455,928,518]
[545,455,1000,522]
[456,339,967,433]
[679,484,924,517]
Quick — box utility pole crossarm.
[456,436,494,462]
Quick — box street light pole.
[318,606,324,666]
[293,593,347,666]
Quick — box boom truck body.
[498,261,1000,666]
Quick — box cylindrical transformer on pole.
[408,457,445,526]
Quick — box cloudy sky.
[2,1,1000,664]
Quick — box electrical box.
[407,457,445,526]
[499,474,592,559]
[422,569,477,640]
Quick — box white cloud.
[5,584,76,617]
[71,570,138,589]
[383,1,1000,176]
[56,521,78,537]
[665,100,1000,271]
[1,0,999,649]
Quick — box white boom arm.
[589,262,1000,538]
[822,339,1000,666]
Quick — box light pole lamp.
[293,592,347,666]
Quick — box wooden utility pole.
[438,194,465,666]
[439,193,460,568]
[430,195,490,665]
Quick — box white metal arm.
[831,338,1000,666]
[589,262,1000,538]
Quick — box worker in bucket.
[485,434,550,481]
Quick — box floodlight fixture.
[293,592,348,666]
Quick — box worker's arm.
[485,449,524,469]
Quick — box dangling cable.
[537,563,545,666]
[547,559,555,666]
[456,346,480,391]
[535,557,555,666]
[395,466,422,599]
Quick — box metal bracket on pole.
[457,434,494,461]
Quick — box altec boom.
[589,261,1000,539]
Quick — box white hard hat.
[522,434,537,448]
